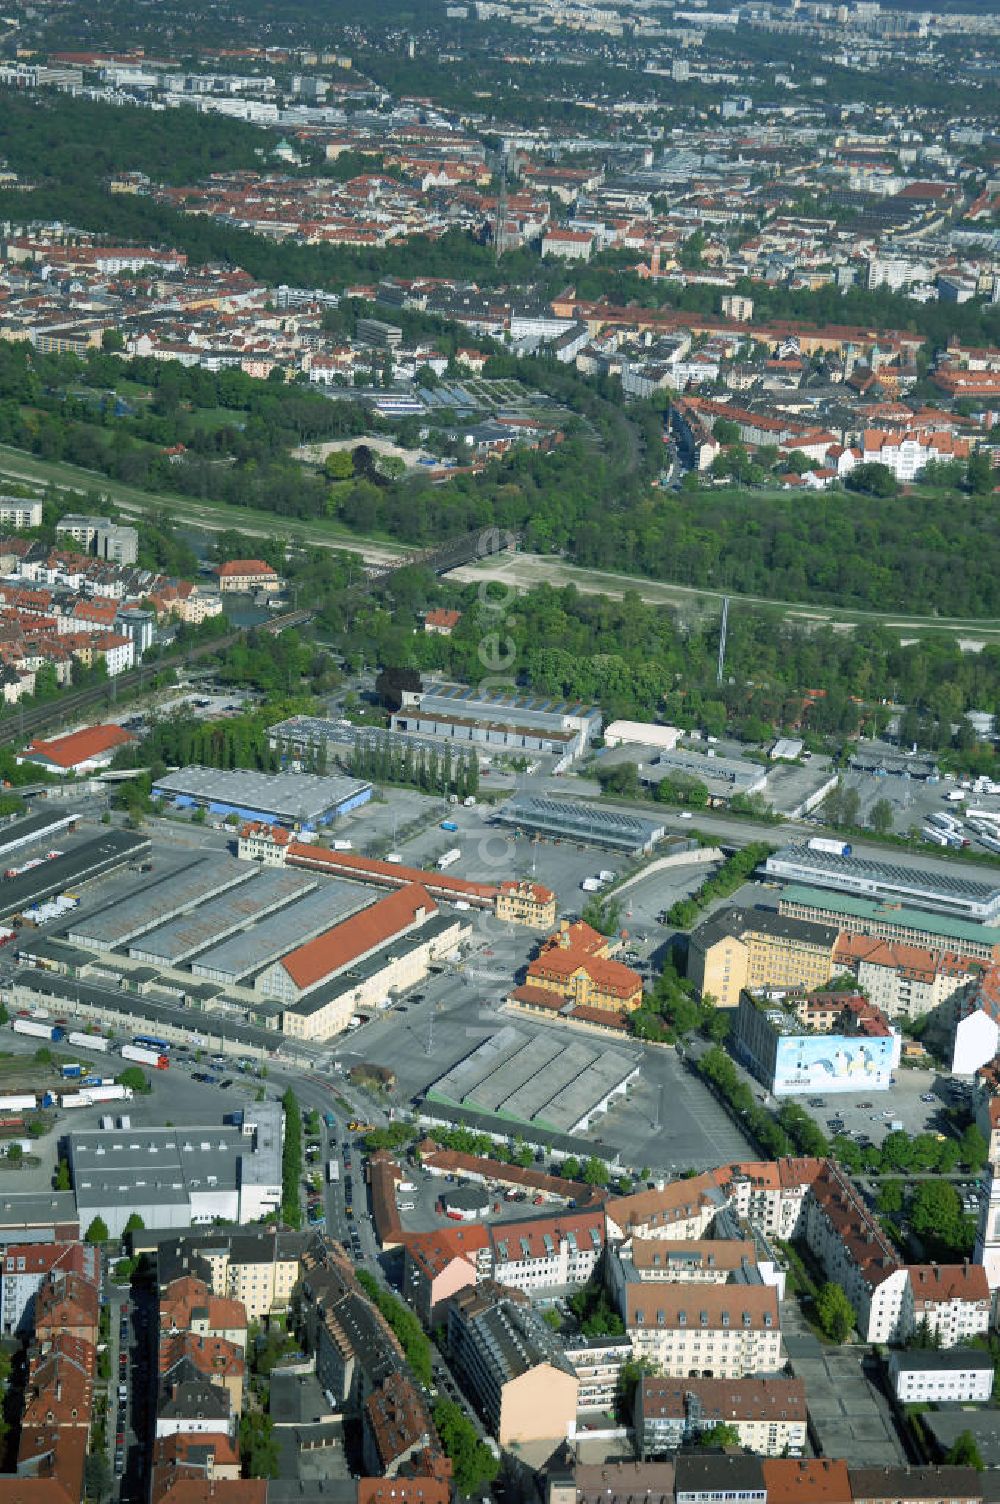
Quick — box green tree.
[123,1212,145,1234]
[85,1215,110,1244]
[960,1125,989,1173]
[815,1281,854,1342]
[947,1430,985,1470]
[84,1451,112,1500]
[239,1411,280,1478]
[117,1066,151,1094]
[870,798,894,835]
[54,1158,71,1191]
[699,1421,743,1449]
[433,1399,499,1495]
[910,1180,970,1256]
[324,448,355,480]
[582,1156,609,1186]
[5,1142,22,1163]
[877,1179,905,1215]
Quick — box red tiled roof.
[280,882,436,990]
[24,723,135,769]
[217,559,278,577]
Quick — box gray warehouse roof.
[428,1024,639,1135]
[128,868,317,965]
[0,831,150,920]
[766,844,1000,922]
[0,808,76,857]
[68,856,255,950]
[494,795,665,853]
[152,765,371,823]
[190,879,371,984]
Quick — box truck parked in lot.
[67,1031,109,1052]
[326,1160,340,1183]
[120,1044,169,1070]
[12,1018,64,1042]
[437,848,461,871]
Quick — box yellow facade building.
[688,906,839,1008]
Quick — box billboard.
[771,1033,894,1096]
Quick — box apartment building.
[674,1454,766,1504]
[402,1226,491,1326]
[763,1459,852,1504]
[490,1210,605,1293]
[604,1174,726,1242]
[362,1370,436,1478]
[564,1334,634,1412]
[849,1466,982,1504]
[447,1283,578,1445]
[904,1265,990,1347]
[0,1241,98,1335]
[687,907,838,1009]
[719,1160,821,1241]
[802,1162,908,1343]
[155,1229,305,1321]
[636,1374,807,1457]
[0,497,42,529]
[833,933,978,1020]
[55,514,138,565]
[622,1236,758,1285]
[620,1282,782,1378]
[888,1349,994,1406]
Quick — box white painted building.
[888,1350,993,1405]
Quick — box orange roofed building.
[17,722,135,775]
[216,559,281,593]
[513,919,643,1019]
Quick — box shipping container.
[61,1063,84,1079]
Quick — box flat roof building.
[128,868,317,966]
[428,1024,640,1135]
[0,831,150,922]
[766,845,1000,923]
[391,680,601,763]
[190,881,370,985]
[495,795,665,854]
[641,747,769,801]
[67,1102,282,1238]
[151,765,371,829]
[68,855,256,951]
[779,884,1000,962]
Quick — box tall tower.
[494,155,508,263]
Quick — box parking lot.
[791,1065,958,1148]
